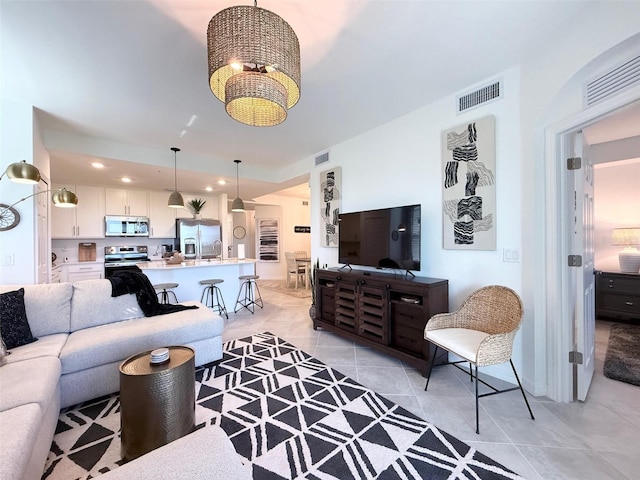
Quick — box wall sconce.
[611,227,640,274]
[0,160,78,231]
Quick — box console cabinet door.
[335,280,358,332]
[358,284,388,344]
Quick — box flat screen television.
[338,204,421,272]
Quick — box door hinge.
[567,157,582,170]
[568,255,582,267]
[569,351,583,365]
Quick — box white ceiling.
[2,1,638,202]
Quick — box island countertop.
[137,258,256,270]
[137,258,257,304]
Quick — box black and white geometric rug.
[43,332,524,479]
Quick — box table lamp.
[611,227,640,274]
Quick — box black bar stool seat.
[153,283,179,304]
[199,279,228,319]
[234,274,263,314]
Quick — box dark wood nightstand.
[595,271,640,321]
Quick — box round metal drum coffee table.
[119,345,195,461]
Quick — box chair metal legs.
[509,359,535,422]
[234,278,263,314]
[424,349,535,434]
[200,284,228,319]
[424,345,438,392]
[475,364,479,434]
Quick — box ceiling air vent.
[456,79,503,114]
[315,151,329,166]
[584,55,640,107]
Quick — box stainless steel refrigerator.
[176,219,222,259]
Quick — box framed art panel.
[320,166,341,247]
[442,115,496,250]
[257,218,279,262]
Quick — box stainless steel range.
[104,245,149,278]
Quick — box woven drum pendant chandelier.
[207,1,300,127]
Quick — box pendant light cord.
[235,160,241,197]
[171,147,180,191]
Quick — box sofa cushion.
[3,333,68,365]
[0,288,37,349]
[0,283,72,337]
[61,302,221,374]
[0,356,61,413]
[98,426,252,480]
[0,403,42,480]
[70,279,143,331]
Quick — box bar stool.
[234,274,263,314]
[199,279,228,319]
[153,283,179,304]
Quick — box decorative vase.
[194,213,202,220]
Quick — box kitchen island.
[137,258,257,306]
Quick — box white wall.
[307,4,640,394]
[0,99,37,284]
[309,66,524,382]
[594,160,640,272]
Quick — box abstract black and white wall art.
[320,166,341,247]
[257,218,279,261]
[442,115,496,250]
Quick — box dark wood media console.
[312,268,449,375]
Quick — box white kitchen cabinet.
[105,188,148,216]
[51,184,105,239]
[62,262,103,282]
[149,191,177,238]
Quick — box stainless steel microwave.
[105,216,149,237]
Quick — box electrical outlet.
[3,254,15,266]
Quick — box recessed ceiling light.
[92,162,104,169]
[217,180,226,185]
[205,186,213,192]
[121,177,132,183]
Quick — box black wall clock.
[0,204,20,231]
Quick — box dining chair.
[285,252,306,288]
[424,285,535,433]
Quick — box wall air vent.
[315,151,329,166]
[456,79,503,114]
[584,55,640,107]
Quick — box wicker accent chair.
[424,285,534,434]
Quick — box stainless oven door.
[104,263,142,278]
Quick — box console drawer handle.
[625,301,634,306]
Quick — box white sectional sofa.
[0,279,227,480]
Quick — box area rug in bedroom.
[42,332,524,479]
[604,323,640,387]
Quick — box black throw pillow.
[0,288,37,349]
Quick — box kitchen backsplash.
[52,237,176,263]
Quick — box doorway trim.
[543,85,640,402]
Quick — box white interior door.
[568,131,596,401]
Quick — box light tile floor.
[222,284,640,480]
